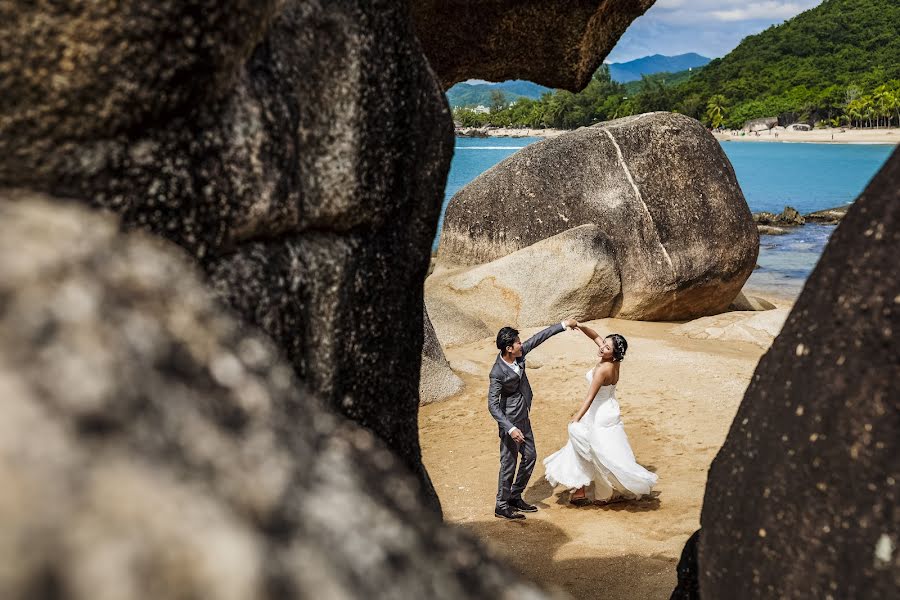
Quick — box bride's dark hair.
[605,334,628,362]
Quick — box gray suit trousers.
[496,425,536,510]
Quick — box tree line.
[453,0,900,131]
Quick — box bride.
[543,323,657,505]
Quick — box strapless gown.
[543,369,657,500]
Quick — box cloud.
[711,2,816,21]
[605,0,823,62]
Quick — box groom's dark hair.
[496,327,519,353]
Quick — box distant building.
[472,105,490,114]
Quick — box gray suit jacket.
[487,323,565,436]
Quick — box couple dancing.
[489,319,657,519]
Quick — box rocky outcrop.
[420,308,464,404]
[0,195,551,600]
[805,205,850,224]
[427,225,620,346]
[753,206,806,235]
[728,291,777,312]
[411,0,656,90]
[1,0,453,511]
[744,117,778,132]
[437,112,759,322]
[694,147,899,598]
[672,309,789,349]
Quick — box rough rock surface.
[753,206,805,227]
[420,308,464,404]
[0,0,454,511]
[0,196,552,600]
[805,205,849,224]
[437,112,758,321]
[672,309,789,349]
[729,291,777,312]
[427,225,620,346]
[696,148,900,598]
[411,0,656,90]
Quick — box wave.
[456,146,529,150]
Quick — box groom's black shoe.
[509,499,538,512]
[494,506,525,520]
[508,498,537,512]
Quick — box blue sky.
[606,0,824,63]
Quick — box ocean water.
[438,137,894,299]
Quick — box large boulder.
[427,224,620,346]
[0,0,453,512]
[411,0,656,90]
[0,195,551,600]
[694,147,899,597]
[437,112,759,321]
[420,308,464,404]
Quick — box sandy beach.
[420,299,791,598]
[713,127,899,145]
[463,126,899,145]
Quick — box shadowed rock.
[420,308,464,404]
[1,0,453,512]
[427,224,620,346]
[695,147,899,598]
[437,112,758,321]
[0,195,553,600]
[411,0,656,90]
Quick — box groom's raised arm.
[521,320,572,356]
[487,375,515,433]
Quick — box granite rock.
[0,195,552,600]
[437,112,758,321]
[696,148,900,598]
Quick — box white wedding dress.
[543,369,657,500]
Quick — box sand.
[474,126,900,145]
[419,304,791,598]
[713,127,899,145]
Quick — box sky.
[605,0,824,63]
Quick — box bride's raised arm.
[576,323,604,347]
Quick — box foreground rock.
[0,196,550,600]
[437,112,758,322]
[412,0,656,90]
[420,308,464,404]
[427,225,620,346]
[1,0,452,511]
[694,148,899,597]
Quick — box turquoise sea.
[438,137,895,299]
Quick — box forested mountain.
[608,53,709,83]
[445,80,550,108]
[622,69,696,96]
[674,0,900,126]
[453,0,900,130]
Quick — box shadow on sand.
[458,481,672,597]
[455,513,676,598]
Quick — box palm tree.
[706,94,727,129]
[873,85,891,128]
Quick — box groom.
[489,319,577,519]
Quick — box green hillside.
[622,69,696,96]
[674,0,900,127]
[453,0,900,130]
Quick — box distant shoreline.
[713,127,898,145]
[457,126,899,145]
